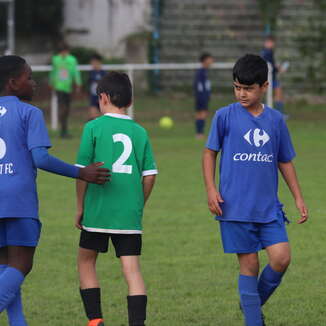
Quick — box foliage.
[257,0,283,34]
[296,0,326,93]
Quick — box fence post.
[267,63,274,108]
[51,91,58,130]
[127,67,134,119]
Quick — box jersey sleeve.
[27,108,52,150]
[205,110,225,152]
[76,124,95,167]
[278,119,296,162]
[142,137,158,176]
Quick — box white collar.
[104,113,132,120]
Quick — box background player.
[75,72,157,326]
[193,53,214,139]
[50,42,82,138]
[0,55,109,326]
[202,54,308,326]
[261,36,287,117]
[87,54,106,121]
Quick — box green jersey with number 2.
[76,113,158,234]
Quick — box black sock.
[127,295,147,326]
[80,288,103,320]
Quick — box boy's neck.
[102,105,127,116]
[244,102,264,116]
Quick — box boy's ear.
[99,92,110,105]
[262,81,269,92]
[7,78,19,91]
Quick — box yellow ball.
[159,116,174,129]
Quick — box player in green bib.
[75,72,157,326]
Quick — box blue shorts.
[195,97,209,111]
[0,218,42,248]
[219,214,288,254]
[90,95,100,108]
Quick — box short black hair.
[265,35,275,42]
[0,55,26,92]
[91,54,103,62]
[199,52,213,62]
[97,71,132,108]
[233,54,268,86]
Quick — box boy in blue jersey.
[194,53,213,139]
[88,54,106,120]
[203,54,308,326]
[0,55,110,325]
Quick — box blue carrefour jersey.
[0,96,52,219]
[206,102,296,223]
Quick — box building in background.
[64,0,150,60]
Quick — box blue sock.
[239,275,262,326]
[258,264,284,306]
[0,267,25,313]
[275,101,285,114]
[0,265,27,325]
[195,119,205,134]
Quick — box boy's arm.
[31,147,110,184]
[202,148,224,216]
[278,161,308,224]
[143,175,156,204]
[75,179,88,229]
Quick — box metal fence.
[32,62,273,130]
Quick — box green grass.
[1,95,326,325]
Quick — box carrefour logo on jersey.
[0,106,7,117]
[233,128,274,163]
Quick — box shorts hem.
[5,241,38,247]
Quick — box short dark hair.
[199,52,213,63]
[97,71,132,108]
[0,55,26,92]
[265,35,275,42]
[233,54,268,86]
[91,54,103,62]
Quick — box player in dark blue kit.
[88,54,106,120]
[194,53,213,139]
[261,36,287,116]
[203,55,308,326]
[0,55,110,325]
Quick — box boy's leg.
[0,246,35,312]
[78,244,103,323]
[238,253,263,326]
[113,234,146,326]
[120,256,147,326]
[258,242,290,306]
[195,110,208,137]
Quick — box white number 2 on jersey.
[0,138,6,160]
[112,133,133,174]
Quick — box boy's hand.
[79,162,110,184]
[207,188,224,216]
[296,198,309,224]
[75,211,83,230]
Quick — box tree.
[257,0,283,35]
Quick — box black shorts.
[56,91,71,107]
[79,230,142,257]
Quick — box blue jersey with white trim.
[0,96,51,219]
[206,102,295,223]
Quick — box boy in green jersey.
[75,72,157,326]
[50,43,81,138]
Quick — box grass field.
[1,95,326,325]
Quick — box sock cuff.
[6,267,25,280]
[239,274,259,292]
[264,264,284,279]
